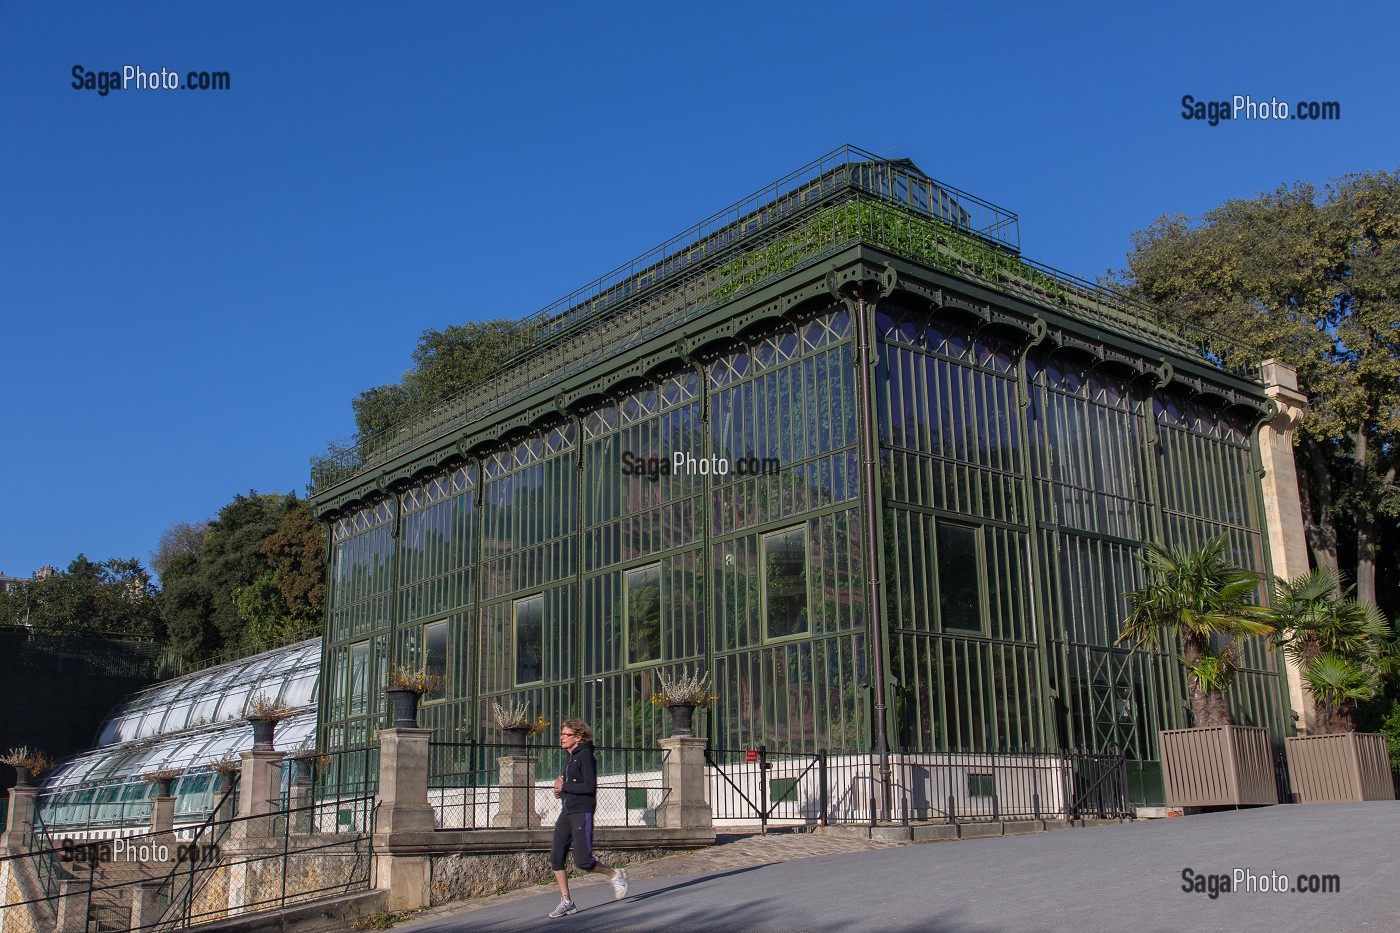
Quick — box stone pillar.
[231,749,285,842]
[129,881,164,929]
[1259,359,1314,734]
[54,878,91,933]
[289,764,314,834]
[372,727,434,911]
[0,784,37,853]
[150,796,177,835]
[657,737,713,834]
[492,756,540,828]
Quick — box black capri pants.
[550,811,597,872]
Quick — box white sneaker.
[611,867,628,900]
[549,899,577,918]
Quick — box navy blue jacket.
[559,742,598,815]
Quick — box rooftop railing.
[310,150,1259,494]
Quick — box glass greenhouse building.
[307,147,1292,804]
[38,640,319,832]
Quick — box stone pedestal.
[375,728,436,834]
[290,777,314,834]
[658,737,713,834]
[130,881,164,929]
[0,784,37,853]
[492,756,540,828]
[373,727,436,911]
[231,749,286,843]
[55,878,91,933]
[150,795,177,834]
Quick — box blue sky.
[2,1,1396,579]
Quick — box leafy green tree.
[352,318,530,441]
[1116,536,1274,727]
[1116,170,1400,613]
[157,492,325,665]
[0,555,161,639]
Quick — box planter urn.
[248,717,279,751]
[386,687,422,728]
[501,726,531,754]
[668,704,697,738]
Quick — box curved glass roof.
[41,638,322,820]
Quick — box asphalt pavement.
[393,803,1398,933]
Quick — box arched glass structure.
[40,639,320,832]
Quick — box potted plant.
[1268,567,1397,801]
[491,701,549,752]
[209,758,242,792]
[2,747,54,787]
[245,694,294,750]
[1116,535,1277,807]
[651,666,716,737]
[143,767,182,798]
[386,666,444,728]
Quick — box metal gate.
[705,746,823,832]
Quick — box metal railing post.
[818,749,829,826]
[758,745,768,834]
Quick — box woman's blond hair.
[561,718,592,742]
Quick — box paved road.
[395,803,1397,933]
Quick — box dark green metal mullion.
[316,521,337,752]
[1137,375,1186,734]
[468,456,487,744]
[1023,344,1079,751]
[573,418,586,720]
[691,361,715,744]
[383,492,404,738]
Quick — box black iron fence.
[0,779,374,933]
[279,746,378,834]
[427,741,667,830]
[706,746,1134,830]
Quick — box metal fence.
[706,746,1134,831]
[427,742,668,830]
[0,778,375,933]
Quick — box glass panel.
[937,523,984,633]
[763,527,809,639]
[515,595,543,685]
[626,564,662,665]
[425,619,448,685]
[349,641,370,715]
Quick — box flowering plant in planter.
[650,667,716,708]
[385,666,443,728]
[209,758,241,777]
[490,701,550,735]
[144,767,182,796]
[388,666,445,696]
[245,694,294,721]
[2,746,54,784]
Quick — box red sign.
[745,749,758,763]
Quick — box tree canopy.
[351,318,530,439]
[1116,169,1400,615]
[0,555,162,640]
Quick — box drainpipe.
[851,282,891,822]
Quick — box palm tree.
[1268,567,1394,733]
[1116,535,1273,728]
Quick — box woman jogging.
[548,718,628,918]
